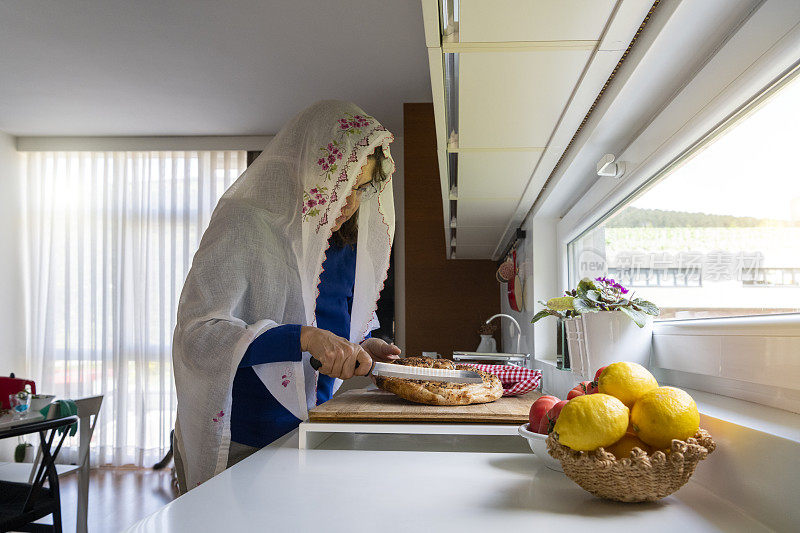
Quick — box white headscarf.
[172,100,395,489]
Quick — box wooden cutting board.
[308,388,541,424]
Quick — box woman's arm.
[240,325,374,380]
[238,324,303,367]
[300,326,372,380]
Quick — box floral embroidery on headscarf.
[317,141,343,181]
[302,114,383,226]
[302,186,329,220]
[337,113,374,136]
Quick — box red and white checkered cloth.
[462,364,541,396]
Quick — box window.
[24,150,247,466]
[569,70,800,321]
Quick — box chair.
[0,396,103,533]
[0,415,78,533]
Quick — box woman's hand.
[360,337,401,363]
[300,326,372,379]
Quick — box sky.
[631,72,800,222]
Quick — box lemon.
[553,394,629,451]
[605,434,653,460]
[631,386,699,449]
[598,361,658,408]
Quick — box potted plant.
[14,439,33,463]
[476,321,498,353]
[532,277,660,379]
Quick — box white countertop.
[128,430,768,533]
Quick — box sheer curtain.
[23,150,247,466]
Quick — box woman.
[172,100,399,492]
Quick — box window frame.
[565,62,800,291]
[549,1,800,411]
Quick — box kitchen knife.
[309,357,484,384]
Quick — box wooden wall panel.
[403,103,500,357]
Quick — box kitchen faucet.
[485,313,522,354]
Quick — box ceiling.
[423,0,655,259]
[0,1,432,136]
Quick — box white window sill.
[652,314,800,412]
[654,312,800,335]
[688,387,800,443]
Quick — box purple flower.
[327,154,335,163]
[327,143,334,150]
[317,158,324,166]
[336,152,342,160]
[322,164,329,171]
[310,188,318,194]
[340,124,348,130]
[318,198,326,205]
[308,199,316,207]
[302,206,308,214]
[595,276,630,294]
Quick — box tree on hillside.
[605,207,796,228]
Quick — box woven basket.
[546,429,716,502]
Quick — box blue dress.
[230,243,358,448]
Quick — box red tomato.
[529,395,559,433]
[567,387,584,400]
[594,366,609,383]
[539,400,569,434]
[537,412,551,434]
[588,367,607,394]
[567,381,592,399]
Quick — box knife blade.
[309,357,484,384]
[369,361,484,384]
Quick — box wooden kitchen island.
[127,426,769,532]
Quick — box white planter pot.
[476,335,497,353]
[564,311,653,380]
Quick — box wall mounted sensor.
[596,154,625,178]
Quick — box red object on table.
[0,375,36,410]
[463,364,540,396]
[506,250,521,312]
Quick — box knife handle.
[309,356,374,376]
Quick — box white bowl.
[517,423,563,472]
[30,394,56,413]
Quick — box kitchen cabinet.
[421,0,653,259]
